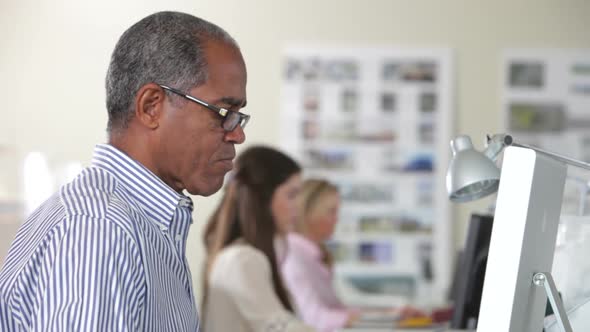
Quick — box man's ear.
[134,83,166,130]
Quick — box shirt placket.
[169,200,195,300]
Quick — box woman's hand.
[345,311,361,327]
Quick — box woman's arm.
[210,246,316,332]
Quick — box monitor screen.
[450,213,494,329]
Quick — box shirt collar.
[91,144,192,230]
[287,232,322,260]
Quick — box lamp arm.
[511,141,590,172]
[533,272,573,332]
[484,133,590,171]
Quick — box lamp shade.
[446,135,501,202]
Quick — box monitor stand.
[533,272,572,332]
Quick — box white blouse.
[203,243,316,332]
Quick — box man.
[0,11,248,331]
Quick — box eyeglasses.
[158,84,250,131]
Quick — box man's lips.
[216,158,234,171]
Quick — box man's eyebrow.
[216,97,247,108]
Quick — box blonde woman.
[281,179,422,332]
[280,179,359,332]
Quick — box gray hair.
[105,11,238,133]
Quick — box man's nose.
[224,125,246,144]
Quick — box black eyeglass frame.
[158,84,250,131]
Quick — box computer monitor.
[450,213,494,329]
[447,250,464,302]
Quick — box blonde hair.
[297,179,339,266]
[297,179,339,232]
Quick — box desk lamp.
[446,134,584,332]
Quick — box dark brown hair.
[203,145,301,311]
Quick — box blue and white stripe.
[0,144,199,331]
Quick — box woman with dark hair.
[202,146,315,332]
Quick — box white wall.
[1,0,589,304]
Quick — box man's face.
[156,40,247,196]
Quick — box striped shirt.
[0,144,200,331]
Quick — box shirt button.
[176,235,182,242]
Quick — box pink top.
[280,233,352,332]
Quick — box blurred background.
[1,0,589,311]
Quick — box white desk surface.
[340,329,471,332]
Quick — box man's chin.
[187,179,224,197]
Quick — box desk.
[340,329,471,332]
[340,309,464,332]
